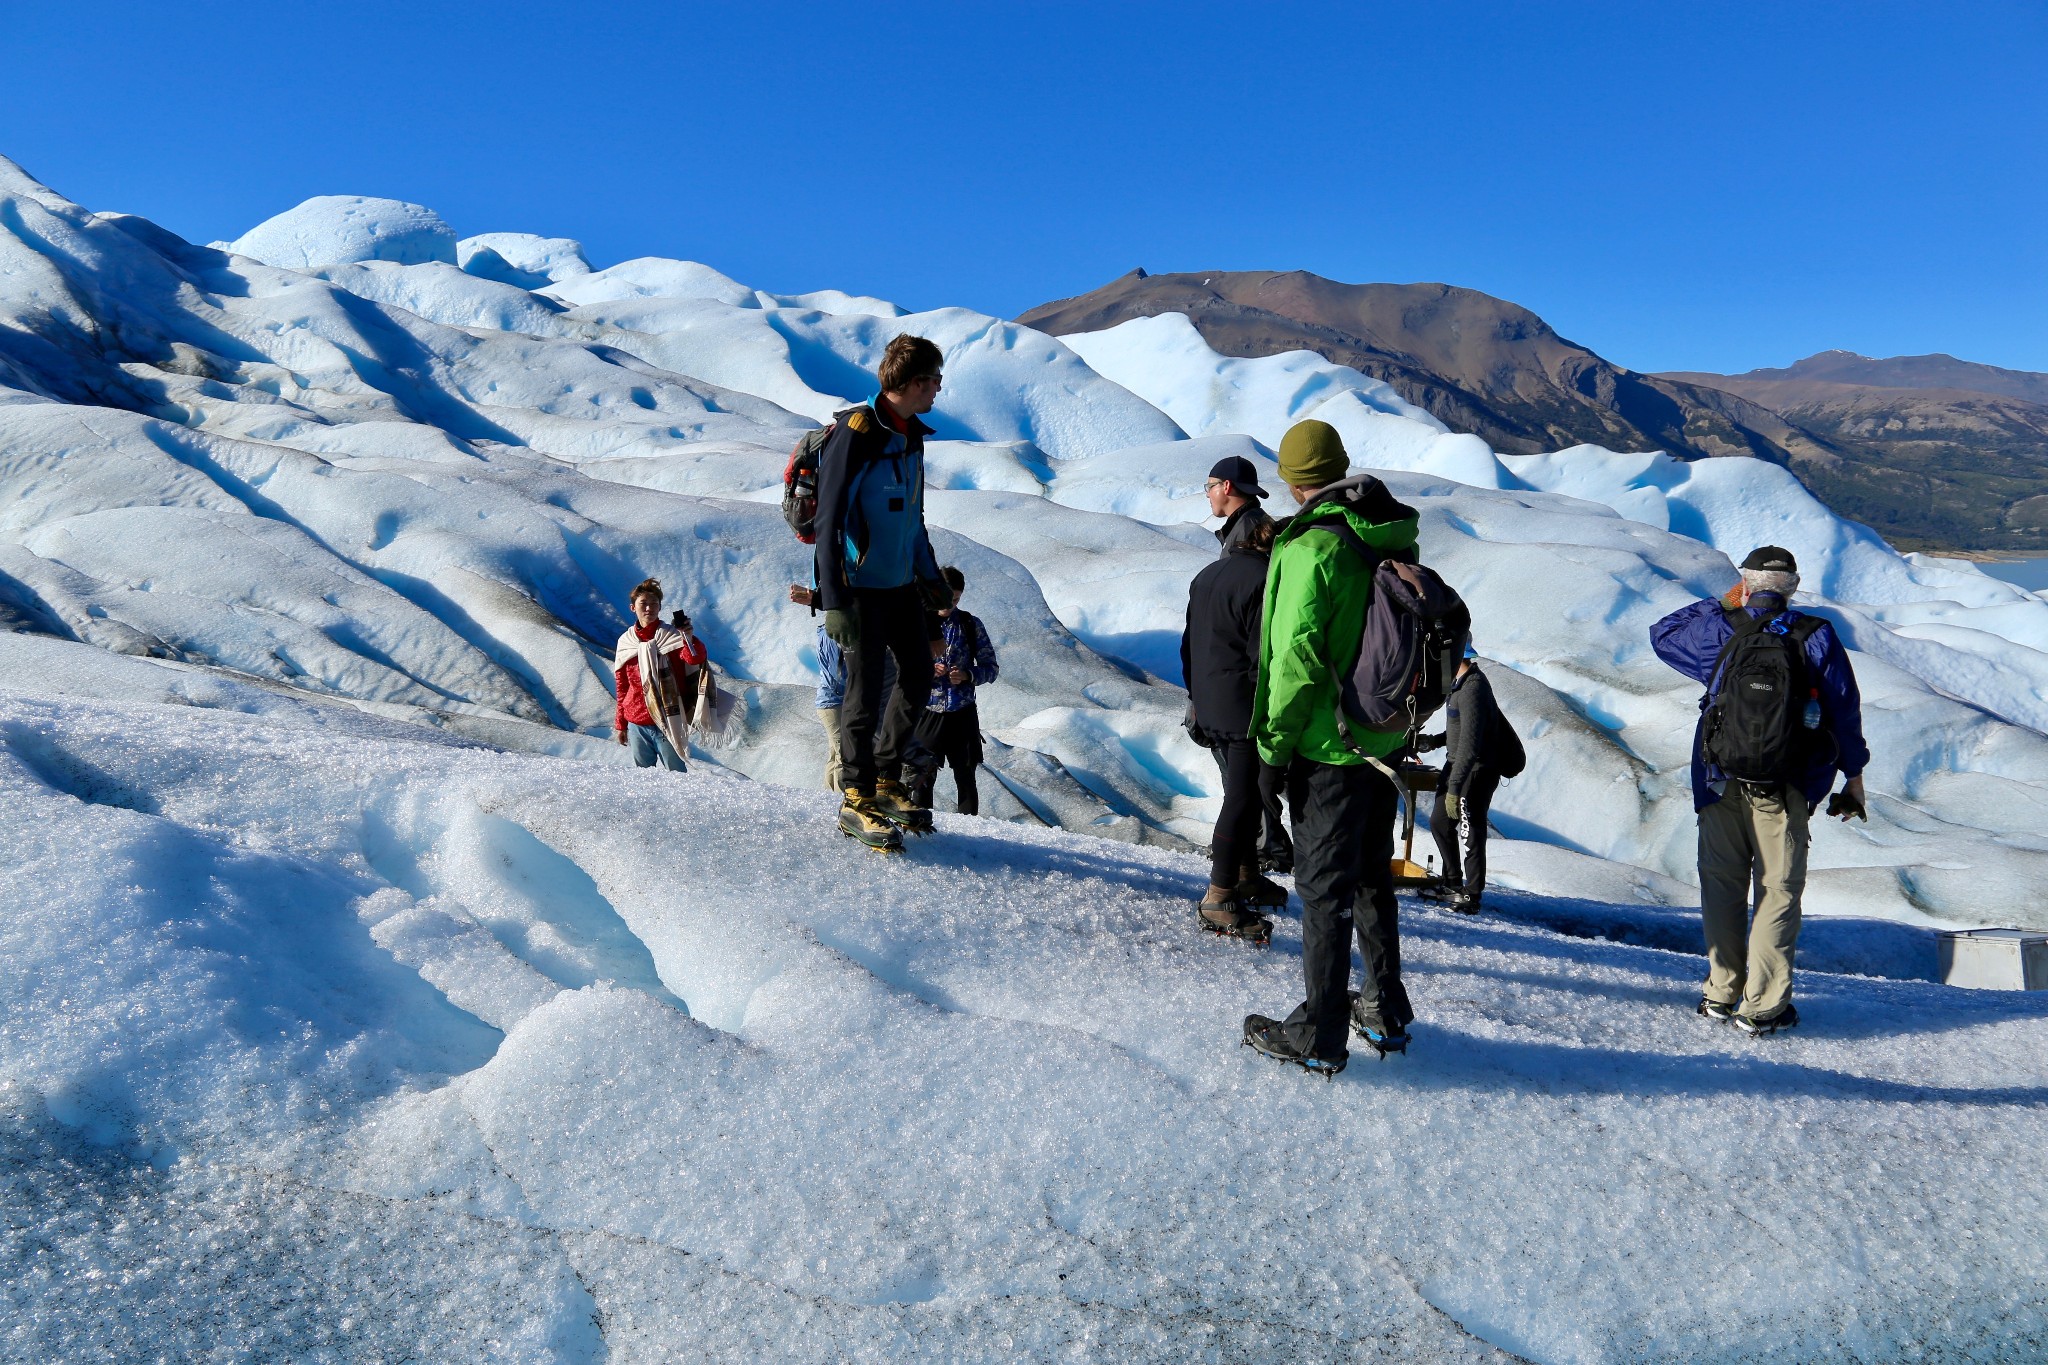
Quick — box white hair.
[1741,568,1800,598]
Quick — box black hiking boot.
[838,790,905,853]
[1696,997,1737,1024]
[871,778,934,834]
[1447,890,1482,914]
[1733,1003,1799,1037]
[1198,888,1272,946]
[1241,1015,1346,1080]
[1347,991,1411,1058]
[1231,868,1289,910]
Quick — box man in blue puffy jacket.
[1649,546,1870,1036]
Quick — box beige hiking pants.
[1698,783,1810,1019]
[817,706,847,792]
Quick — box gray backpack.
[1324,523,1471,749]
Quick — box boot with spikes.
[838,788,905,852]
[871,777,934,834]
[1232,864,1289,910]
[1197,885,1272,945]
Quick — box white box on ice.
[1937,929,2048,991]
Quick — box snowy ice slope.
[8,159,2048,923]
[3,690,2045,1363]
[0,158,1193,845]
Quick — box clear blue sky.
[6,1,2044,375]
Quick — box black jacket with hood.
[1181,542,1270,742]
[1440,664,1508,796]
[1215,502,1274,556]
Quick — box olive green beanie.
[1276,419,1349,490]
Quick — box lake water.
[1972,557,2048,593]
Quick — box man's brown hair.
[877,334,943,394]
[630,577,664,605]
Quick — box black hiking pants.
[1278,757,1407,1059]
[1258,759,1293,869]
[1207,738,1264,888]
[1429,770,1500,897]
[910,706,983,815]
[841,585,937,793]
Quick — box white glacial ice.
[2,156,2047,1362]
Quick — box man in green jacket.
[1243,419,1420,1077]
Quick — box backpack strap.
[1317,519,1379,568]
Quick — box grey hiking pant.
[1698,783,1810,1020]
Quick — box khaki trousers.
[1698,783,1810,1019]
[817,707,847,792]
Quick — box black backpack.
[1324,523,1471,748]
[1490,705,1527,779]
[781,422,836,544]
[1702,607,1824,784]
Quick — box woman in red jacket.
[613,578,706,772]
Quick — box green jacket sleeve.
[1255,534,1338,768]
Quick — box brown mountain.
[1710,350,2048,406]
[1019,271,2048,552]
[1663,356,2048,550]
[1017,269,1840,468]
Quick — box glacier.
[2,161,2046,1362]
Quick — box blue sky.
[5,1,2044,374]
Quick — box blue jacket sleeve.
[1804,622,1869,779]
[1650,598,1728,688]
[815,629,845,709]
[969,614,998,686]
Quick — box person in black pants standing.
[909,566,999,816]
[812,335,952,848]
[1417,640,1506,912]
[1182,515,1282,941]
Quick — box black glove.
[824,608,860,650]
[1826,790,1867,822]
[1415,732,1446,753]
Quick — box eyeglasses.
[912,373,943,389]
[1205,479,1229,492]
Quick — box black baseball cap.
[1741,546,1798,572]
[1207,455,1267,500]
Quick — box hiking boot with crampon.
[1198,888,1272,945]
[871,778,934,835]
[1241,1014,1346,1080]
[1733,1003,1799,1037]
[1348,991,1411,1058]
[1696,997,1737,1024]
[838,790,905,853]
[1232,868,1290,910]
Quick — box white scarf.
[614,623,694,759]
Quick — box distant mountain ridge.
[1664,354,2048,551]
[1020,271,2048,553]
[1705,350,2048,406]
[1018,269,1835,469]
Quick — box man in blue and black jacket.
[1650,546,1870,1036]
[813,334,950,847]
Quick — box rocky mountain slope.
[1017,269,1836,467]
[1022,273,2048,553]
[1667,352,2048,552]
